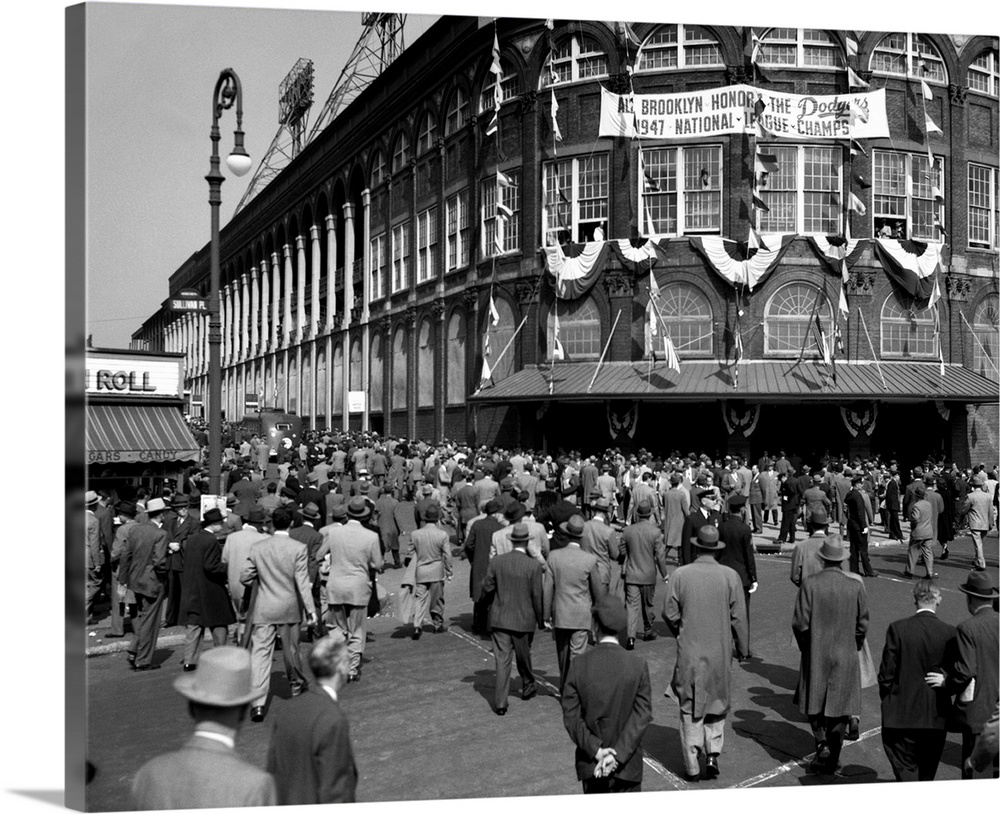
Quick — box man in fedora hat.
[131,646,276,809]
[717,494,758,657]
[621,499,667,650]
[266,635,358,804]
[162,494,199,628]
[465,499,505,636]
[792,536,870,776]
[481,523,546,715]
[581,497,622,600]
[682,487,722,566]
[240,508,318,721]
[925,570,999,778]
[85,491,105,623]
[905,481,936,580]
[960,475,996,571]
[406,503,453,638]
[544,514,603,690]
[662,473,690,563]
[663,525,748,781]
[107,501,140,638]
[790,508,838,588]
[221,507,270,644]
[318,497,383,682]
[561,596,652,793]
[119,497,171,671]
[291,502,325,637]
[179,508,236,671]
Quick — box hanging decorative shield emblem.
[721,402,760,437]
[607,401,639,440]
[840,403,878,437]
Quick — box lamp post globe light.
[207,68,250,495]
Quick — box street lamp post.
[207,68,251,495]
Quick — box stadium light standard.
[207,68,251,494]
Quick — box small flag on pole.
[925,112,942,135]
[921,79,934,101]
[752,192,770,212]
[664,335,680,374]
[480,355,492,387]
[497,200,513,220]
[928,276,942,310]
[848,67,869,89]
[846,35,858,58]
[497,169,511,188]
[853,172,872,189]
[485,111,498,137]
[931,185,944,202]
[551,89,563,143]
[849,192,867,215]
[850,139,867,157]
[490,31,502,75]
[755,149,779,175]
[489,294,500,326]
[615,21,640,49]
[839,284,849,317]
[553,313,565,360]
[848,99,868,127]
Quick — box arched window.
[392,326,407,410]
[546,295,601,360]
[275,357,285,411]
[391,132,410,173]
[870,33,947,83]
[755,28,844,68]
[880,292,937,358]
[301,354,312,418]
[636,24,723,72]
[445,87,469,136]
[369,333,384,413]
[485,297,516,383]
[417,112,437,156]
[968,49,999,97]
[972,294,999,381]
[540,34,608,87]
[316,348,326,416]
[765,283,834,356]
[480,58,518,112]
[417,318,434,407]
[287,356,298,414]
[646,282,713,356]
[447,311,466,404]
[349,337,362,391]
[370,149,385,187]
[332,342,343,413]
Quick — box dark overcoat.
[180,529,236,628]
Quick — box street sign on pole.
[244,392,259,412]
[169,297,208,312]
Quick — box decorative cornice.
[462,287,479,309]
[948,83,968,106]
[516,280,536,305]
[431,298,446,319]
[350,304,363,324]
[602,269,634,297]
[404,306,418,327]
[846,269,876,296]
[378,315,392,334]
[516,89,537,115]
[946,274,972,302]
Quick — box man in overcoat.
[717,495,758,657]
[662,525,748,781]
[884,470,903,541]
[221,507,269,643]
[580,497,621,598]
[621,499,668,649]
[792,536,870,775]
[681,488,722,566]
[561,597,652,793]
[179,508,235,670]
[119,497,171,671]
[373,486,400,567]
[406,503,453,638]
[662,473,690,560]
[465,499,503,635]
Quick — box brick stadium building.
[132,17,999,471]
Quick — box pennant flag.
[850,139,867,156]
[849,192,867,215]
[934,305,945,377]
[752,193,770,212]
[816,316,832,365]
[551,89,563,143]
[935,217,948,237]
[664,335,681,374]
[928,275,942,310]
[490,31,502,75]
[496,169,511,188]
[925,111,942,135]
[747,225,761,251]
[485,111,498,137]
[846,35,858,58]
[497,201,513,220]
[853,171,872,189]
[552,313,565,360]
[489,293,500,326]
[479,354,492,387]
[755,149,779,175]
[615,21,640,49]
[921,79,933,101]
[839,283,849,317]
[848,66,869,89]
[757,119,779,139]
[848,99,868,126]
[639,149,660,192]
[649,267,661,302]
[931,185,944,202]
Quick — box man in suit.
[544,515,604,690]
[179,508,235,671]
[792,536,869,776]
[906,482,936,579]
[162,494,199,628]
[681,488,722,566]
[961,475,996,571]
[845,474,877,578]
[790,509,836,587]
[85,491,105,622]
[406,503,453,638]
[221,507,270,643]
[926,570,1000,778]
[480,523,545,715]
[621,499,668,649]
[318,497,383,682]
[465,499,504,635]
[717,495,758,657]
[107,501,139,638]
[290,502,326,637]
[802,474,832,526]
[662,474,690,562]
[266,635,358,804]
[663,525,748,781]
[580,498,621,599]
[884,471,903,541]
[131,646,276,809]
[119,497,171,671]
[777,472,800,545]
[561,597,652,793]
[230,471,261,520]
[373,486,400,568]
[877,578,957,781]
[239,507,318,721]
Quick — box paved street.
[85,526,997,808]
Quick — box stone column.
[232,279,243,363]
[325,333,333,429]
[270,251,281,349]
[296,233,307,343]
[342,202,355,325]
[259,257,270,355]
[220,286,229,364]
[241,272,250,362]
[283,244,293,347]
[361,189,371,431]
[250,266,259,355]
[433,298,446,442]
[406,307,417,439]
[325,214,337,331]
[464,288,480,444]
[310,224,321,335]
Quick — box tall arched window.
[480,58,518,111]
[646,282,713,356]
[447,310,466,404]
[968,49,1000,97]
[765,283,834,356]
[880,292,936,358]
[870,33,947,83]
[316,348,326,416]
[972,294,999,381]
[392,326,407,409]
[349,337,362,391]
[755,28,844,68]
[546,295,601,360]
[417,112,437,155]
[369,333,384,413]
[331,343,343,414]
[301,354,312,418]
[392,132,410,173]
[485,297,516,383]
[540,34,609,87]
[370,149,385,187]
[275,358,285,411]
[417,318,434,407]
[445,87,469,136]
[636,24,723,72]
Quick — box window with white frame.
[480,58,518,111]
[391,326,406,410]
[370,150,385,187]
[481,170,521,256]
[392,132,410,173]
[645,282,714,357]
[416,207,439,283]
[758,145,842,234]
[543,155,609,244]
[369,333,383,413]
[765,283,834,356]
[870,33,947,83]
[446,190,470,270]
[755,28,845,68]
[391,222,410,292]
[540,34,608,87]
[417,318,434,407]
[968,49,999,96]
[546,295,601,360]
[417,112,437,155]
[447,311,466,404]
[639,146,722,236]
[969,164,999,250]
[880,292,936,358]
[445,87,469,136]
[369,233,386,301]
[484,296,516,383]
[973,294,999,382]
[873,150,944,241]
[349,337,362,391]
[636,24,723,72]
[331,343,343,413]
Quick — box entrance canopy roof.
[469,361,998,404]
[88,404,201,466]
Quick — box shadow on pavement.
[642,722,687,777]
[460,668,498,708]
[731,707,813,762]
[797,763,880,785]
[739,657,801,693]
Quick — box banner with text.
[599,85,889,140]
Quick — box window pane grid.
[548,298,601,360]
[968,50,999,96]
[765,284,830,356]
[973,296,999,381]
[637,24,720,72]
[881,296,937,357]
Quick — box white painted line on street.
[729,726,882,788]
[753,556,965,593]
[449,626,690,790]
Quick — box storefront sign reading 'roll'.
[599,85,889,140]
[85,355,183,398]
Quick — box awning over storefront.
[469,361,999,404]
[87,404,201,465]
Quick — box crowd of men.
[85,429,999,801]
